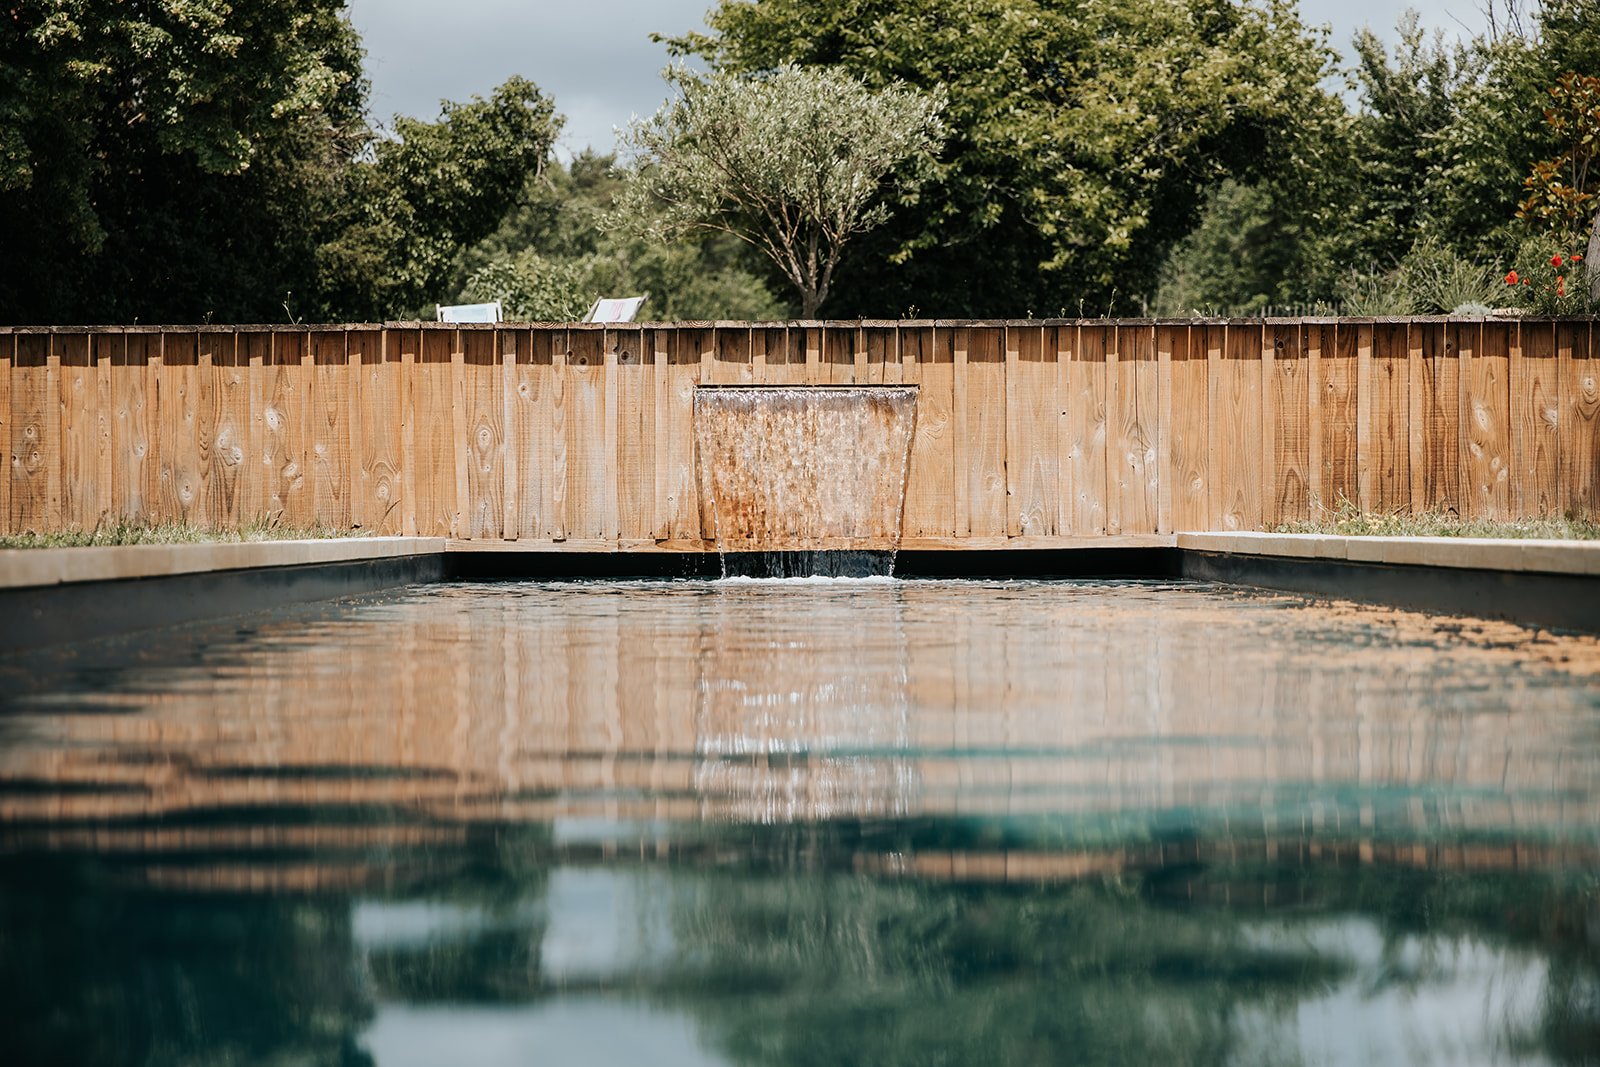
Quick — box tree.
[1515,72,1600,301]
[0,0,367,323]
[662,0,1345,318]
[607,64,944,318]
[454,150,792,322]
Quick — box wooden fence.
[3,319,1596,544]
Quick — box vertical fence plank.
[344,330,366,532]
[901,324,954,538]
[1512,320,1561,517]
[450,330,469,538]
[158,332,200,525]
[499,329,520,539]
[310,330,350,530]
[268,330,309,528]
[1354,321,1373,515]
[1411,321,1460,516]
[1168,324,1209,532]
[966,325,1006,538]
[354,329,402,536]
[1305,321,1325,514]
[463,328,503,539]
[1270,323,1309,526]
[1562,320,1598,518]
[1370,322,1410,515]
[0,333,9,534]
[412,328,456,537]
[1071,323,1108,534]
[1463,320,1510,519]
[603,329,621,539]
[565,328,607,539]
[1260,324,1276,529]
[1156,324,1173,533]
[952,325,971,537]
[651,329,669,538]
[615,326,654,541]
[1213,323,1263,530]
[1103,324,1121,536]
[56,332,97,530]
[1321,323,1360,513]
[663,329,697,540]
[92,331,114,524]
[396,328,419,537]
[1111,323,1157,535]
[10,334,49,533]
[512,328,548,539]
[211,331,250,529]
[1053,325,1076,534]
[1007,325,1058,535]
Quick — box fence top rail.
[2,315,1597,334]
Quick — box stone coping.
[0,537,446,590]
[1176,531,1600,577]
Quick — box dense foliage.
[4,0,1599,323]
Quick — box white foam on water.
[712,574,899,586]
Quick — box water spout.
[693,386,918,578]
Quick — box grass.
[1276,495,1600,540]
[0,517,374,550]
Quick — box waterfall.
[692,386,918,578]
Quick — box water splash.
[693,387,918,578]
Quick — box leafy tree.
[607,64,944,318]
[454,150,792,322]
[662,0,1345,318]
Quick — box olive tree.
[608,64,944,318]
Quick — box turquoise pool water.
[2,578,1598,1066]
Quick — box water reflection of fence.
[3,319,1596,540]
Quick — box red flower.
[1557,276,1566,295]
[1552,254,1564,267]
[1506,270,1519,284]
[1575,254,1585,263]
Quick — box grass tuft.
[0,517,374,550]
[1276,494,1600,540]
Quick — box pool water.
[2,578,1599,1066]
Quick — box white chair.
[581,296,648,323]
[436,301,503,323]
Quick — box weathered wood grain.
[901,325,955,537]
[396,328,419,536]
[1110,323,1157,535]
[0,335,12,533]
[1305,321,1325,512]
[1561,321,1598,518]
[413,329,457,536]
[309,330,350,530]
[1462,321,1510,519]
[565,328,607,539]
[1212,323,1263,530]
[663,328,699,539]
[207,331,250,529]
[353,329,400,535]
[1370,322,1409,514]
[56,333,98,530]
[1510,321,1560,517]
[1071,323,1108,534]
[1007,325,1059,535]
[1052,325,1076,534]
[1411,320,1460,516]
[463,328,504,539]
[1166,325,1209,532]
[965,325,1007,537]
[614,327,655,541]
[10,334,50,533]
[1269,323,1309,526]
[158,332,201,525]
[1321,323,1360,514]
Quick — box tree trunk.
[1588,202,1600,304]
[801,289,819,319]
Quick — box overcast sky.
[346,0,1492,159]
